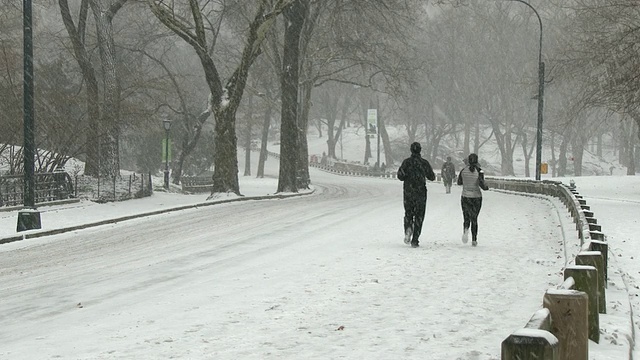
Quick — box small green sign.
[162,138,172,162]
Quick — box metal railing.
[0,171,74,207]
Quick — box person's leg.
[461,197,471,230]
[470,198,483,244]
[461,196,472,243]
[403,194,415,243]
[470,219,478,241]
[411,194,427,245]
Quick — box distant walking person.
[397,142,436,248]
[457,153,489,247]
[441,156,456,194]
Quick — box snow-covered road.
[0,167,582,359]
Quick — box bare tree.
[148,0,294,195]
[57,0,128,178]
[424,2,542,175]
[554,0,640,138]
[88,0,128,178]
[0,2,26,171]
[298,0,427,170]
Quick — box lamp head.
[163,119,171,131]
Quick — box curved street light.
[508,0,544,180]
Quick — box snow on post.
[586,240,608,287]
[501,328,559,360]
[543,288,589,359]
[576,250,606,314]
[564,264,600,344]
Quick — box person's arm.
[397,161,407,181]
[479,170,489,190]
[457,169,463,186]
[424,160,436,181]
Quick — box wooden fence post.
[564,265,599,343]
[543,288,589,359]
[576,251,606,314]
[501,308,559,359]
[501,329,559,360]
[588,240,608,288]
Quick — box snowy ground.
[0,150,636,359]
[561,175,640,358]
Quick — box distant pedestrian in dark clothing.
[457,153,489,247]
[397,142,436,248]
[441,156,456,194]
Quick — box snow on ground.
[559,175,640,358]
[0,144,636,359]
[304,124,625,178]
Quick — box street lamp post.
[16,0,41,232]
[508,0,544,180]
[163,120,171,190]
[23,0,35,206]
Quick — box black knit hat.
[410,142,421,154]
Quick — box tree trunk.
[558,131,568,177]
[629,111,640,174]
[627,120,637,175]
[379,112,393,167]
[58,0,102,177]
[277,0,306,193]
[297,79,313,188]
[326,90,352,159]
[473,118,480,154]
[520,131,530,178]
[148,1,289,195]
[257,90,273,178]
[572,137,584,176]
[212,11,281,194]
[172,110,211,185]
[211,105,240,194]
[90,0,122,179]
[550,132,557,177]
[464,122,471,157]
[491,125,514,176]
[244,94,254,176]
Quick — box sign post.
[367,109,380,168]
[367,109,377,136]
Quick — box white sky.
[0,130,637,359]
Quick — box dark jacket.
[397,154,436,194]
[441,161,456,181]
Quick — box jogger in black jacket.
[397,142,436,248]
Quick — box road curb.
[0,190,314,245]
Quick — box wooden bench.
[181,176,213,193]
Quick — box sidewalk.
[0,177,312,244]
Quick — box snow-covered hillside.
[304,125,627,178]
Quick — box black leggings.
[461,196,483,241]
[404,193,426,244]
